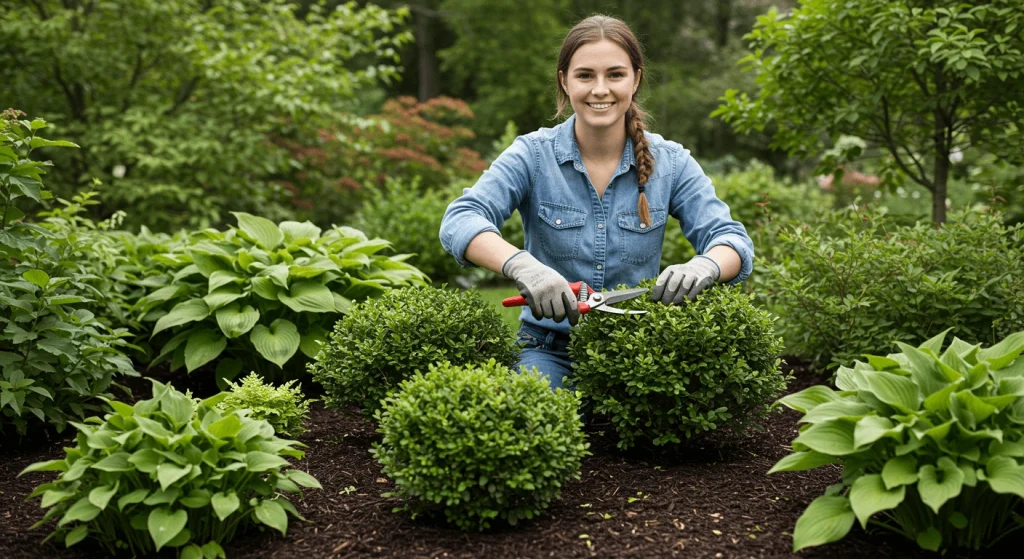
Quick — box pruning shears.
[502,281,649,315]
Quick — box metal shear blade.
[585,287,649,315]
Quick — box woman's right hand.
[501,251,580,326]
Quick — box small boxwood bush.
[773,329,1024,553]
[219,372,312,438]
[568,280,787,449]
[309,285,519,417]
[371,360,588,531]
[762,207,1024,371]
[19,379,320,556]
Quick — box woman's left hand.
[651,255,721,305]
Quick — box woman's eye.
[577,73,591,79]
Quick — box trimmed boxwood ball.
[568,280,788,449]
[309,286,519,417]
[371,360,589,531]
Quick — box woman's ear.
[634,69,642,94]
[558,70,566,94]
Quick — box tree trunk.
[933,146,949,224]
[715,0,733,49]
[415,7,439,101]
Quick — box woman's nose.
[591,79,609,96]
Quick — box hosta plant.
[219,372,312,438]
[19,379,321,556]
[310,285,519,418]
[773,329,1024,552]
[135,212,428,383]
[372,360,588,531]
[568,280,787,449]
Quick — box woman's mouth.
[587,102,614,110]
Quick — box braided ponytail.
[626,102,654,227]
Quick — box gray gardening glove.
[651,255,721,305]
[502,251,580,326]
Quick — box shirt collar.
[554,114,637,170]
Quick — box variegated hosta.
[134,212,428,383]
[772,329,1024,552]
[19,379,321,557]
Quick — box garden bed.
[3,368,1022,559]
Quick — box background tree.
[714,0,1024,223]
[0,0,411,230]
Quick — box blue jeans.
[514,322,573,390]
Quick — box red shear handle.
[501,281,587,307]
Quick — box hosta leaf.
[203,286,246,311]
[793,420,857,456]
[895,343,948,396]
[978,332,1024,370]
[262,264,290,288]
[341,277,388,300]
[153,300,210,336]
[863,371,920,413]
[882,456,918,489]
[919,328,952,355]
[280,221,321,242]
[190,253,233,278]
[20,459,67,475]
[916,526,942,551]
[148,507,187,551]
[777,385,842,414]
[278,281,334,313]
[185,329,227,373]
[22,269,49,288]
[208,414,243,439]
[850,474,905,529]
[250,277,282,300]
[985,456,1024,498]
[64,524,88,547]
[951,390,997,428]
[58,497,101,526]
[862,355,901,371]
[918,458,964,514]
[286,469,322,489]
[157,463,192,490]
[341,238,390,256]
[232,212,283,250]
[118,489,150,511]
[91,452,132,472]
[923,382,960,413]
[161,389,194,428]
[211,492,240,521]
[768,451,836,474]
[129,448,163,473]
[299,325,328,359]
[254,499,288,535]
[332,293,354,314]
[854,415,903,448]
[215,304,260,338]
[250,319,300,368]
[246,451,289,472]
[801,400,873,424]
[208,270,243,292]
[88,482,119,510]
[792,495,855,552]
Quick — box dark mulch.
[3,364,1022,558]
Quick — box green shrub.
[310,285,519,418]
[773,329,1024,553]
[1,114,137,438]
[371,360,588,531]
[219,372,312,438]
[19,379,321,556]
[762,207,1024,371]
[134,213,428,383]
[568,280,787,449]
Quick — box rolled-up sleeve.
[668,147,755,285]
[439,136,535,268]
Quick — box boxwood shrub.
[19,379,320,557]
[773,329,1024,553]
[371,360,588,531]
[568,280,787,449]
[309,285,519,417]
[762,207,1024,371]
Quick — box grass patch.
[475,283,522,332]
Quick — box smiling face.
[559,39,640,135]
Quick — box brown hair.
[555,15,653,226]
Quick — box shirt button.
[640,223,647,229]
[555,219,562,225]
[596,264,603,270]
[597,223,604,229]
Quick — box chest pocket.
[617,208,667,264]
[537,202,587,261]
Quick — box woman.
[439,15,753,390]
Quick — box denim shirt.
[439,114,754,335]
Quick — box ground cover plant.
[134,213,428,383]
[219,373,312,438]
[0,114,137,438]
[568,281,787,449]
[310,285,519,418]
[18,379,321,557]
[372,359,588,530]
[763,207,1024,371]
[773,329,1024,552]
